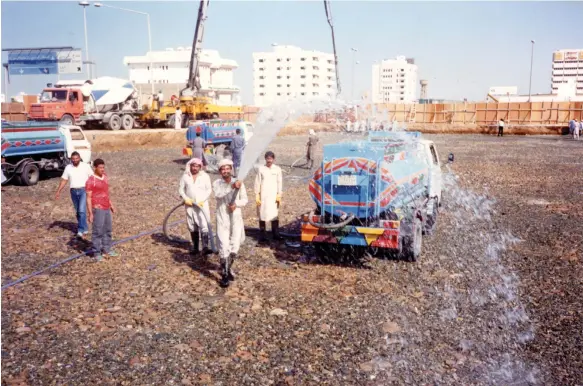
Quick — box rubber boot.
[190,231,199,255]
[219,260,230,288]
[271,220,283,241]
[227,253,237,281]
[201,232,212,256]
[258,221,268,245]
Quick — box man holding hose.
[213,158,248,287]
[179,158,213,256]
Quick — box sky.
[1,0,583,104]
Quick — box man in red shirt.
[86,158,117,260]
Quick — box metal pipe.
[528,40,535,101]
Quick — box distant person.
[230,128,245,176]
[574,119,581,141]
[86,158,117,261]
[54,151,93,238]
[307,129,319,169]
[569,119,577,136]
[255,151,283,244]
[497,118,505,137]
[174,107,183,130]
[192,131,207,169]
[179,158,213,256]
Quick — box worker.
[192,131,207,169]
[230,128,245,176]
[574,119,581,141]
[307,129,319,169]
[86,158,117,261]
[54,151,93,238]
[174,107,183,130]
[157,90,164,109]
[213,158,248,287]
[179,158,213,256]
[569,119,577,136]
[255,151,283,244]
[497,118,505,137]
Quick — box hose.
[162,201,217,253]
[307,210,355,230]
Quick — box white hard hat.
[218,158,234,169]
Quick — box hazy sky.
[2,1,582,104]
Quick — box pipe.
[162,202,217,252]
[1,220,182,291]
[307,210,355,230]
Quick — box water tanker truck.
[1,121,91,186]
[301,131,443,261]
[28,77,141,130]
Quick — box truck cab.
[28,87,85,126]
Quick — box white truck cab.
[59,125,92,164]
[239,121,254,145]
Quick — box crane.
[180,0,341,98]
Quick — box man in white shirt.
[497,119,505,137]
[54,151,93,238]
[157,90,164,109]
[174,107,183,130]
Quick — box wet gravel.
[1,133,582,385]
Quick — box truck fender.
[15,158,35,174]
[102,111,115,124]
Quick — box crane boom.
[182,0,209,97]
[182,0,341,98]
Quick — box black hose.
[307,210,355,230]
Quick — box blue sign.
[8,50,60,76]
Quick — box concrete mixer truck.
[28,77,142,130]
[300,131,443,261]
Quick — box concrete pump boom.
[181,0,341,98]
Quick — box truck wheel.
[401,218,422,262]
[108,114,122,130]
[121,114,134,130]
[211,113,219,119]
[20,163,40,186]
[60,114,74,126]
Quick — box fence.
[315,102,583,126]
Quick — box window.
[259,84,265,88]
[313,57,318,61]
[277,58,281,62]
[286,67,291,70]
[147,66,150,70]
[313,74,319,79]
[313,83,319,87]
[259,76,265,79]
[327,76,332,81]
[70,129,85,140]
[301,58,306,61]
[259,59,264,63]
[301,84,306,87]
[277,67,282,70]
[301,92,305,96]
[286,58,291,62]
[327,60,333,64]
[313,92,319,96]
[400,97,404,101]
[259,92,265,96]
[287,84,291,87]
[328,68,333,72]
[259,67,265,71]
[277,84,282,88]
[300,66,306,70]
[277,93,281,96]
[430,145,439,165]
[313,66,319,70]
[277,76,282,79]
[287,93,291,95]
[301,75,306,79]
[287,76,290,79]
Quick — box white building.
[372,56,418,103]
[551,49,583,94]
[252,45,337,107]
[123,47,241,106]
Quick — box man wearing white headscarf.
[179,158,212,256]
[306,129,319,169]
[213,158,248,287]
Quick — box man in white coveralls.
[179,157,213,256]
[213,158,248,287]
[255,151,283,244]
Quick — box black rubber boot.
[201,232,212,256]
[258,221,268,245]
[219,260,230,288]
[271,220,283,241]
[190,231,199,255]
[227,253,237,281]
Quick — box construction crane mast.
[181,0,341,98]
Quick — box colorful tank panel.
[1,121,66,158]
[186,120,245,145]
[308,132,429,220]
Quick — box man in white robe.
[213,158,248,287]
[254,151,283,244]
[179,158,212,256]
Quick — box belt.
[70,187,85,190]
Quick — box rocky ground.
[2,133,582,385]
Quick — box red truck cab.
[28,88,85,125]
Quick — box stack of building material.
[1,103,27,121]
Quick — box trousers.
[70,188,88,234]
[92,208,113,254]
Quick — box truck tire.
[20,163,40,186]
[121,114,134,130]
[211,113,219,119]
[60,114,74,126]
[401,218,422,262]
[108,114,122,131]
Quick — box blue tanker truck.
[301,131,443,261]
[1,121,92,186]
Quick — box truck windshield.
[40,90,68,102]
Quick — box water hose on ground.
[163,202,217,253]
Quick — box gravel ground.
[2,133,582,385]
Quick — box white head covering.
[218,158,234,169]
[309,129,316,136]
[184,158,203,177]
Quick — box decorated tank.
[1,121,65,158]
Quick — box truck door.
[66,127,92,163]
[69,90,84,118]
[427,143,442,203]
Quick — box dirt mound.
[88,130,186,153]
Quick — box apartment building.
[252,45,337,107]
[551,49,583,94]
[372,56,418,103]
